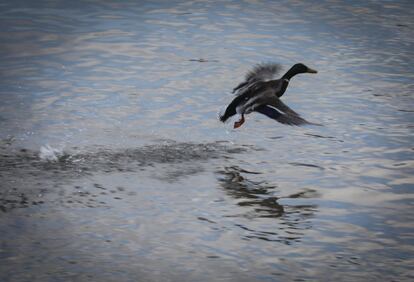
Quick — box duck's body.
[220,63,318,128]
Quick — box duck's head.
[283,63,318,80]
[291,63,318,74]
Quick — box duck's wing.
[246,63,282,82]
[233,63,282,94]
[256,105,310,126]
[220,81,274,122]
[256,97,317,126]
[270,97,301,117]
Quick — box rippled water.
[1,0,414,281]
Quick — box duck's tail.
[219,111,231,122]
[219,103,238,122]
[220,94,247,122]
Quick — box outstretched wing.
[233,63,282,95]
[245,62,282,82]
[256,97,318,126]
[270,98,300,117]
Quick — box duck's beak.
[307,67,318,74]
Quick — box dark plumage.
[220,63,319,128]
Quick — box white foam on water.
[39,144,65,162]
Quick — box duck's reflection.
[217,166,284,218]
[216,166,318,243]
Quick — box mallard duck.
[220,63,318,128]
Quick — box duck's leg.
[233,114,245,129]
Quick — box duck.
[219,63,318,128]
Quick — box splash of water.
[39,144,65,162]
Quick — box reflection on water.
[218,166,284,218]
[1,0,414,281]
[217,166,317,243]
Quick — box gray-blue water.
[1,0,414,281]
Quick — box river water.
[1,0,414,281]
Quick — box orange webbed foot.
[233,115,245,129]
